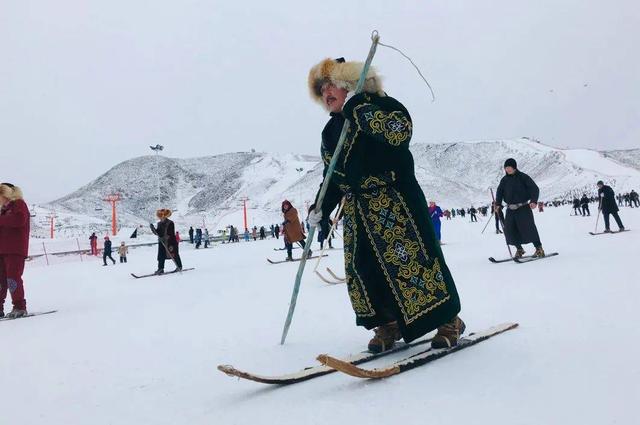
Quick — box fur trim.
[0,184,23,201]
[308,58,384,104]
[156,208,172,219]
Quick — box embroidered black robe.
[314,92,461,342]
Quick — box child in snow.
[118,242,128,263]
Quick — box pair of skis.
[316,268,346,285]
[131,268,195,279]
[489,252,559,264]
[0,310,57,322]
[267,255,327,265]
[589,229,630,236]
[218,322,517,384]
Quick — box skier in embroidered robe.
[306,57,464,352]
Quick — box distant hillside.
[602,149,640,171]
[35,139,640,237]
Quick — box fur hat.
[503,158,517,169]
[308,57,384,105]
[156,208,172,219]
[0,183,23,201]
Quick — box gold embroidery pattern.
[367,110,412,146]
[352,104,412,147]
[357,186,450,324]
[342,196,376,317]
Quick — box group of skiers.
[187,226,211,248]
[616,190,639,207]
[572,195,593,216]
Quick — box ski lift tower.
[103,193,122,236]
[149,144,164,207]
[45,212,58,239]
[239,197,249,233]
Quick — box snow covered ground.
[4,207,639,425]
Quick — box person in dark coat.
[306,57,463,352]
[572,198,582,216]
[469,206,478,222]
[102,236,116,265]
[188,226,194,244]
[150,209,182,274]
[580,194,590,217]
[597,181,625,232]
[274,224,280,239]
[317,218,333,249]
[631,190,639,207]
[195,228,202,249]
[495,158,545,258]
[491,200,504,234]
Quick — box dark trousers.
[286,239,306,258]
[319,238,333,250]
[470,213,477,222]
[603,211,624,230]
[120,256,127,263]
[582,205,590,216]
[0,255,26,311]
[158,254,182,270]
[103,253,115,265]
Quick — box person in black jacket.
[572,197,582,216]
[188,226,194,244]
[580,194,590,216]
[495,158,545,258]
[150,209,183,274]
[597,181,625,232]
[102,236,116,265]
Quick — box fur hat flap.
[156,208,172,219]
[308,58,384,103]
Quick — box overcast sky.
[1,0,638,203]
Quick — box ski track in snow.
[3,207,639,425]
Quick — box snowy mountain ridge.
[34,138,640,237]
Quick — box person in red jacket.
[0,183,30,318]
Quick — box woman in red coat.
[0,183,30,318]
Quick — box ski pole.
[594,197,602,233]
[150,223,180,269]
[480,208,494,234]
[491,188,513,259]
[280,31,380,345]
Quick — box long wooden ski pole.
[594,196,602,233]
[491,188,513,259]
[280,31,381,345]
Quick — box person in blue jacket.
[429,201,444,243]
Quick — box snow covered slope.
[36,139,640,237]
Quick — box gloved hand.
[308,208,323,227]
